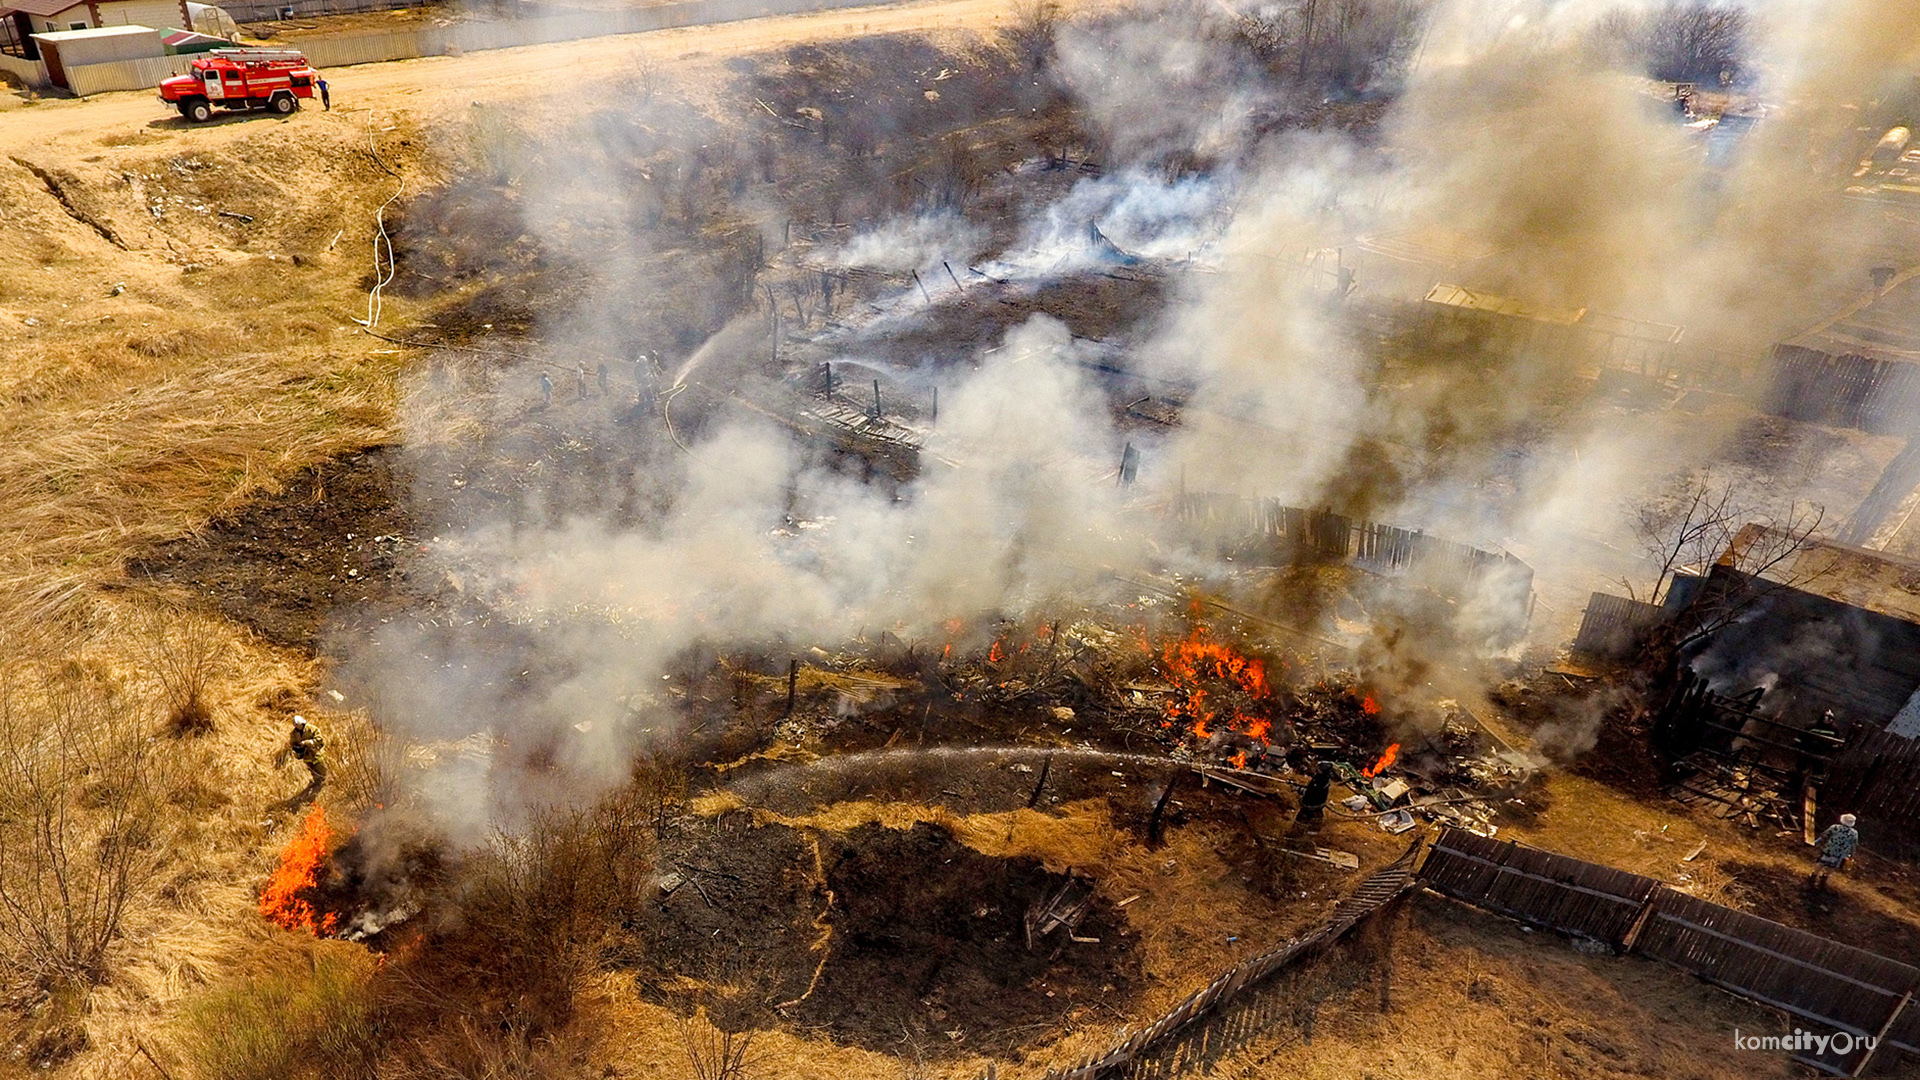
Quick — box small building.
[1622,525,1920,853]
[29,23,160,86]
[2,0,188,59]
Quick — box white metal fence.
[56,0,894,95]
[65,53,180,95]
[0,50,46,88]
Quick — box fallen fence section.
[1418,827,1659,946]
[1419,827,1920,1076]
[1036,836,1423,1080]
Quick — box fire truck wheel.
[182,98,212,123]
[271,92,296,115]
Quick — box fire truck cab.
[158,49,318,123]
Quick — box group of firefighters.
[538,354,661,408]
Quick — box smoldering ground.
[336,0,1920,831]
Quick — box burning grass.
[260,806,339,936]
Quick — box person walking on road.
[317,77,330,111]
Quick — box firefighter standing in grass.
[286,715,326,788]
[1810,813,1859,890]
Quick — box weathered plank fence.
[1419,827,1920,1076]
[1031,836,1424,1080]
[1174,494,1530,586]
[1570,591,1667,659]
[1173,493,1535,647]
[1765,343,1920,436]
[1418,827,1659,945]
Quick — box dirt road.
[0,0,1056,152]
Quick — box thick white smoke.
[357,0,1920,819]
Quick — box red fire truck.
[158,49,319,122]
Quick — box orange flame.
[1362,743,1400,778]
[1362,695,1381,716]
[1161,626,1270,741]
[261,805,337,936]
[988,639,1005,663]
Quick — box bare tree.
[1632,477,1744,604]
[1633,476,1831,650]
[1596,2,1750,84]
[0,657,169,987]
[1003,0,1060,73]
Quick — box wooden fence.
[1417,828,1659,946]
[1419,827,1920,1076]
[1570,591,1667,658]
[1636,887,1918,1074]
[1174,493,1533,593]
[1172,493,1534,646]
[1765,343,1920,436]
[1032,837,1423,1080]
[1821,726,1920,838]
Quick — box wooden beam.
[1851,988,1913,1076]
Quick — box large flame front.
[261,805,337,936]
[1162,626,1271,741]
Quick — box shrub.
[180,947,379,1080]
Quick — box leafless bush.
[327,709,405,812]
[0,657,170,987]
[1003,0,1061,73]
[145,609,224,737]
[1632,476,1829,655]
[1633,478,1826,604]
[681,1013,760,1080]
[632,50,662,105]
[1233,0,1423,93]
